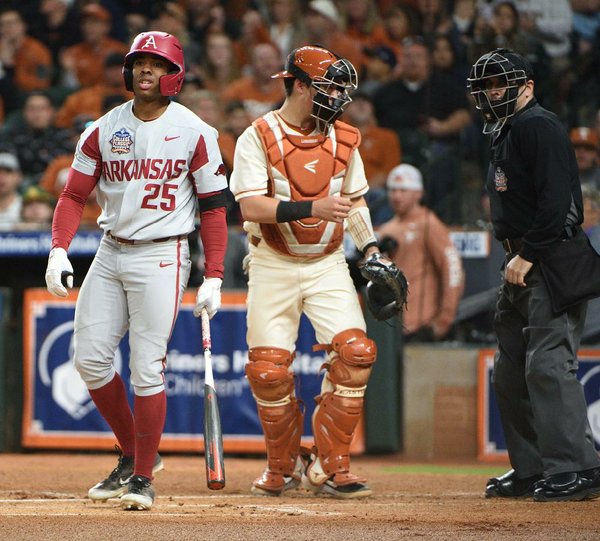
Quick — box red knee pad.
[246,347,294,402]
[331,329,377,366]
[328,329,377,388]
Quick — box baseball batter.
[230,45,387,499]
[45,32,228,511]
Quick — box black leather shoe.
[533,469,600,502]
[485,469,542,498]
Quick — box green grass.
[382,464,507,476]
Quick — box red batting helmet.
[273,45,358,135]
[123,31,185,96]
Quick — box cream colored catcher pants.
[245,239,366,350]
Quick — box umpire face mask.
[467,50,529,134]
[310,59,358,135]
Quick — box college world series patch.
[110,128,134,154]
[494,166,507,192]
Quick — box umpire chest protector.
[254,112,360,257]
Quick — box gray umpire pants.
[493,262,600,477]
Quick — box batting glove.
[194,277,222,319]
[45,247,74,297]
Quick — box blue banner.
[23,290,332,452]
[1,230,102,257]
[479,350,600,458]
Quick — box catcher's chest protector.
[254,113,360,257]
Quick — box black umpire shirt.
[486,99,583,262]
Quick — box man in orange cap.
[570,127,600,190]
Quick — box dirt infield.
[1,453,599,540]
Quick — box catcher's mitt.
[360,252,408,321]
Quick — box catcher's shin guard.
[246,347,304,493]
[310,329,376,485]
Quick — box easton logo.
[304,159,319,174]
[110,128,134,154]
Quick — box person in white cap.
[304,0,363,69]
[377,163,464,340]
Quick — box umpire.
[467,48,600,502]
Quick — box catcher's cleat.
[485,469,542,499]
[301,472,372,499]
[121,475,155,510]
[250,453,308,497]
[250,471,301,497]
[88,446,164,502]
[301,450,372,499]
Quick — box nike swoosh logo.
[159,261,174,268]
[119,476,131,486]
[164,135,180,141]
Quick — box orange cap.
[272,45,338,82]
[81,4,111,22]
[570,127,599,150]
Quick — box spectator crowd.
[2,0,600,340]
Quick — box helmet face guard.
[123,32,185,96]
[311,59,358,135]
[467,50,528,134]
[273,46,358,135]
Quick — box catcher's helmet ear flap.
[365,282,401,321]
[467,48,533,134]
[123,31,185,96]
[272,45,358,135]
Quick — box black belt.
[108,231,186,244]
[501,226,580,254]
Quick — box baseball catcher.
[360,252,409,321]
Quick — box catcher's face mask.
[467,49,530,134]
[273,45,358,135]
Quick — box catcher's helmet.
[467,48,533,134]
[273,45,358,135]
[123,32,185,96]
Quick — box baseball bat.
[201,309,225,490]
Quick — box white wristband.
[346,206,377,252]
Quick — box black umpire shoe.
[485,469,542,498]
[533,469,600,502]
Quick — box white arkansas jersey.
[72,100,227,240]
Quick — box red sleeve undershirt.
[51,168,98,250]
[198,192,227,280]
